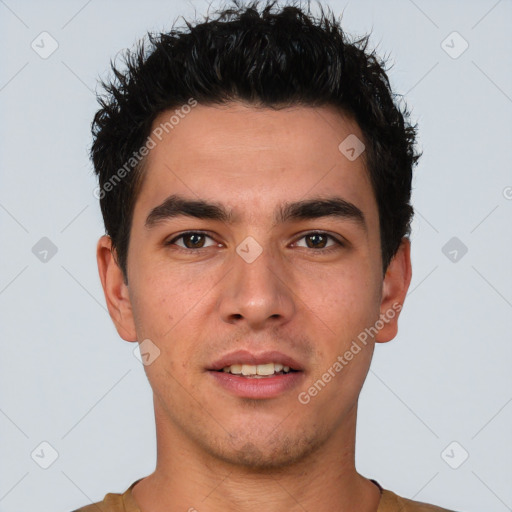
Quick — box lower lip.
[209,371,304,399]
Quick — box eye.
[294,232,343,251]
[166,231,218,250]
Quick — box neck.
[132,401,381,512]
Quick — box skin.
[97,103,412,512]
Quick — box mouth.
[216,362,299,378]
[208,350,304,399]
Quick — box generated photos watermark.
[298,302,402,404]
[93,97,198,200]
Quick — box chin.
[205,429,325,471]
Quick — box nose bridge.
[218,238,295,328]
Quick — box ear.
[375,237,412,343]
[96,235,138,342]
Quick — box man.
[75,1,460,510]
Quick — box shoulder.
[379,488,460,512]
[70,491,125,512]
[70,478,142,512]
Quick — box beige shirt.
[72,478,458,511]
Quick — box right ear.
[96,235,138,342]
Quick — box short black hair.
[91,0,420,281]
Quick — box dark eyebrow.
[145,194,366,231]
[276,197,366,230]
[145,195,233,227]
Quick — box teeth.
[229,364,242,374]
[220,362,293,376]
[242,364,256,376]
[256,363,274,375]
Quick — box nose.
[218,244,296,330]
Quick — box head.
[94,0,418,470]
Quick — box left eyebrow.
[145,194,367,232]
[276,197,367,231]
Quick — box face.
[98,102,411,470]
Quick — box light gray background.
[1,1,511,511]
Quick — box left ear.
[375,237,412,343]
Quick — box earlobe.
[96,235,138,342]
[375,238,412,343]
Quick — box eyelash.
[165,231,345,253]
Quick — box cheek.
[128,265,220,367]
[129,277,176,339]
[297,262,381,335]
[130,262,199,328]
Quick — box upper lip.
[209,350,304,371]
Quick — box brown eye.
[295,232,342,250]
[182,233,206,248]
[305,233,328,248]
[167,232,217,250]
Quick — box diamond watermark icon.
[32,237,58,263]
[441,441,469,469]
[31,31,59,59]
[31,441,59,469]
[338,134,365,161]
[441,31,469,59]
[236,236,263,263]
[134,338,161,366]
[442,237,468,263]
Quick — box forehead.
[135,102,377,228]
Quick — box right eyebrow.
[145,195,233,228]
